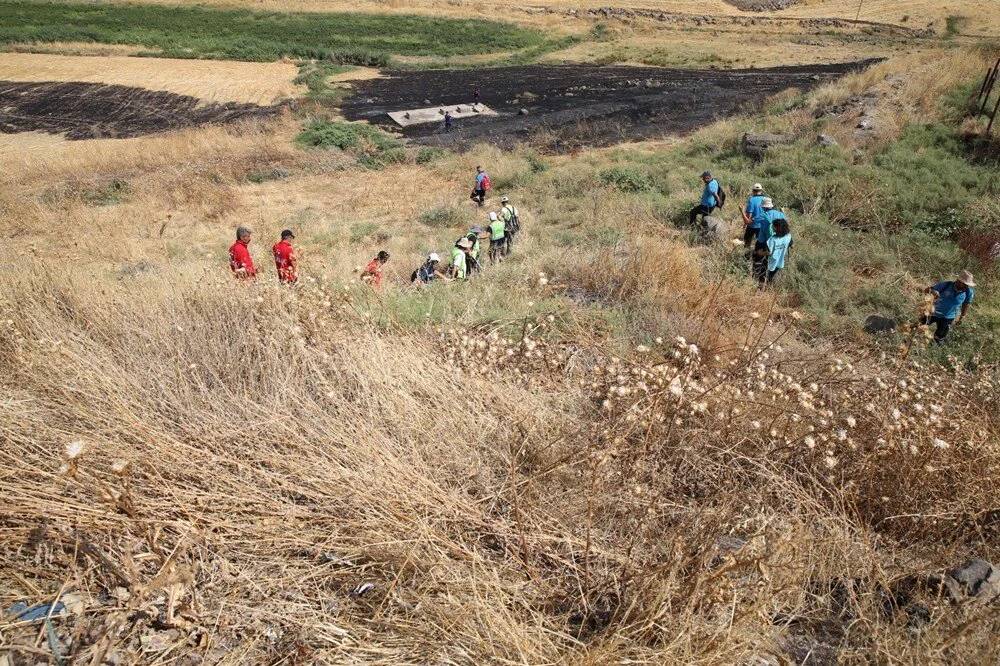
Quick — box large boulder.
[741,132,794,160]
[701,215,728,242]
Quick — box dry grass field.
[1,1,999,663]
[0,53,303,104]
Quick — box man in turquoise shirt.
[757,197,785,246]
[742,183,766,250]
[689,170,721,226]
[920,271,976,343]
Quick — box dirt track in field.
[0,81,284,140]
[341,61,877,151]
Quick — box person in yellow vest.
[488,211,506,264]
[451,237,473,280]
[499,196,520,252]
[464,229,483,276]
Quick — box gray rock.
[741,132,794,160]
[856,116,876,131]
[863,314,897,335]
[948,559,997,597]
[701,216,728,242]
[518,108,529,116]
[817,133,838,147]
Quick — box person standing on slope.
[451,238,473,280]
[760,217,792,288]
[471,165,491,207]
[920,271,976,343]
[742,183,766,252]
[752,198,786,283]
[488,211,506,264]
[499,196,520,252]
[229,226,256,279]
[689,170,724,226]
[272,229,298,284]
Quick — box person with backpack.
[742,183,766,252]
[689,170,725,226]
[488,211,506,264]
[411,253,450,285]
[761,218,793,288]
[465,230,483,276]
[499,196,520,252]
[919,271,976,343]
[471,166,491,207]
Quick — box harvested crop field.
[341,61,875,149]
[0,53,302,105]
[0,81,284,140]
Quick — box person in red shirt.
[229,226,256,279]
[272,229,298,284]
[361,250,390,288]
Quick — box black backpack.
[712,180,726,209]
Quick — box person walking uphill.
[742,183,766,251]
[488,211,506,264]
[689,171,724,226]
[451,238,473,280]
[761,218,792,288]
[361,250,390,288]
[499,196,520,251]
[272,229,298,284]
[920,271,976,343]
[752,198,786,283]
[229,226,256,279]
[471,166,491,207]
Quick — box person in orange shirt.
[272,229,298,284]
[361,250,390,288]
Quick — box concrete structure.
[388,103,496,127]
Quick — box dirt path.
[341,61,876,150]
[0,81,284,139]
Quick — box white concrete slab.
[388,103,496,127]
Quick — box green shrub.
[83,179,130,206]
[419,205,464,228]
[296,120,403,169]
[415,147,446,164]
[600,166,655,193]
[349,222,378,244]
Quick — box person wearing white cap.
[488,210,506,264]
[750,197,786,283]
[451,237,473,280]
[411,252,450,285]
[921,270,976,342]
[741,183,766,251]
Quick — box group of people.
[228,164,976,345]
[227,168,522,290]
[690,171,792,288]
[408,193,521,285]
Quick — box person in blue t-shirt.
[919,271,976,343]
[742,183,766,251]
[757,198,786,246]
[761,218,792,288]
[689,170,721,226]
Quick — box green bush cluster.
[418,206,465,228]
[600,166,656,193]
[296,120,404,169]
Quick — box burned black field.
[341,61,875,149]
[0,81,283,140]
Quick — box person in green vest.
[451,237,473,280]
[499,196,520,252]
[465,229,483,276]
[488,211,506,264]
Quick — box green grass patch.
[0,0,544,62]
[296,120,404,169]
[600,166,655,193]
[419,205,465,229]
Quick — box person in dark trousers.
[920,271,976,343]
[444,111,453,132]
[689,171,721,226]
[499,196,520,252]
[742,183,766,252]
[470,166,490,207]
[760,217,792,288]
